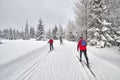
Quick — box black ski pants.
[80,50,89,64]
[50,43,53,51]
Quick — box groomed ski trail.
[0,40,100,80]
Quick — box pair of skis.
[77,56,97,79]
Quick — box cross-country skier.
[59,36,63,45]
[77,37,89,66]
[48,38,54,51]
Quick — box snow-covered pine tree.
[88,0,106,47]
[16,30,20,39]
[58,24,64,37]
[104,0,120,48]
[52,28,55,39]
[23,21,30,40]
[46,28,52,39]
[0,30,6,39]
[0,30,1,40]
[0,30,3,44]
[88,0,116,47]
[8,28,13,40]
[0,38,2,44]
[3,29,8,39]
[52,25,58,39]
[12,29,17,40]
[74,0,91,39]
[30,27,35,39]
[36,18,44,41]
[66,20,76,41]
[54,25,58,39]
[104,0,120,27]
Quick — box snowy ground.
[88,46,120,67]
[0,39,120,80]
[0,40,47,66]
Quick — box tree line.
[0,18,64,41]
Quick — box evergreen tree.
[0,30,3,39]
[36,18,44,40]
[47,28,52,39]
[16,30,20,39]
[24,21,30,40]
[54,25,58,39]
[58,24,64,37]
[0,30,2,43]
[3,29,8,39]
[52,28,55,39]
[30,27,35,38]
[66,21,76,41]
[52,25,58,39]
[9,28,13,40]
[12,29,17,40]
[74,0,91,39]
[88,0,116,47]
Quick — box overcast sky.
[0,0,75,31]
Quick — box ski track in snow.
[0,40,120,80]
[0,41,93,80]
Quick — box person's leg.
[83,50,89,64]
[80,50,82,62]
[50,44,52,51]
[52,44,54,50]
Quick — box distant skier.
[77,37,89,66]
[59,36,63,45]
[48,38,54,51]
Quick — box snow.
[96,41,105,48]
[0,40,120,80]
[89,39,98,45]
[101,34,107,41]
[116,31,120,35]
[105,33,114,41]
[88,27,96,32]
[95,28,100,31]
[0,39,47,66]
[102,27,110,32]
[102,20,111,26]
[94,32,99,36]
[116,40,120,43]
[87,27,100,32]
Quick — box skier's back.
[77,37,89,66]
[59,36,63,45]
[48,38,54,51]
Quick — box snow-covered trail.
[88,50,120,80]
[0,44,48,80]
[0,40,120,80]
[0,40,96,80]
